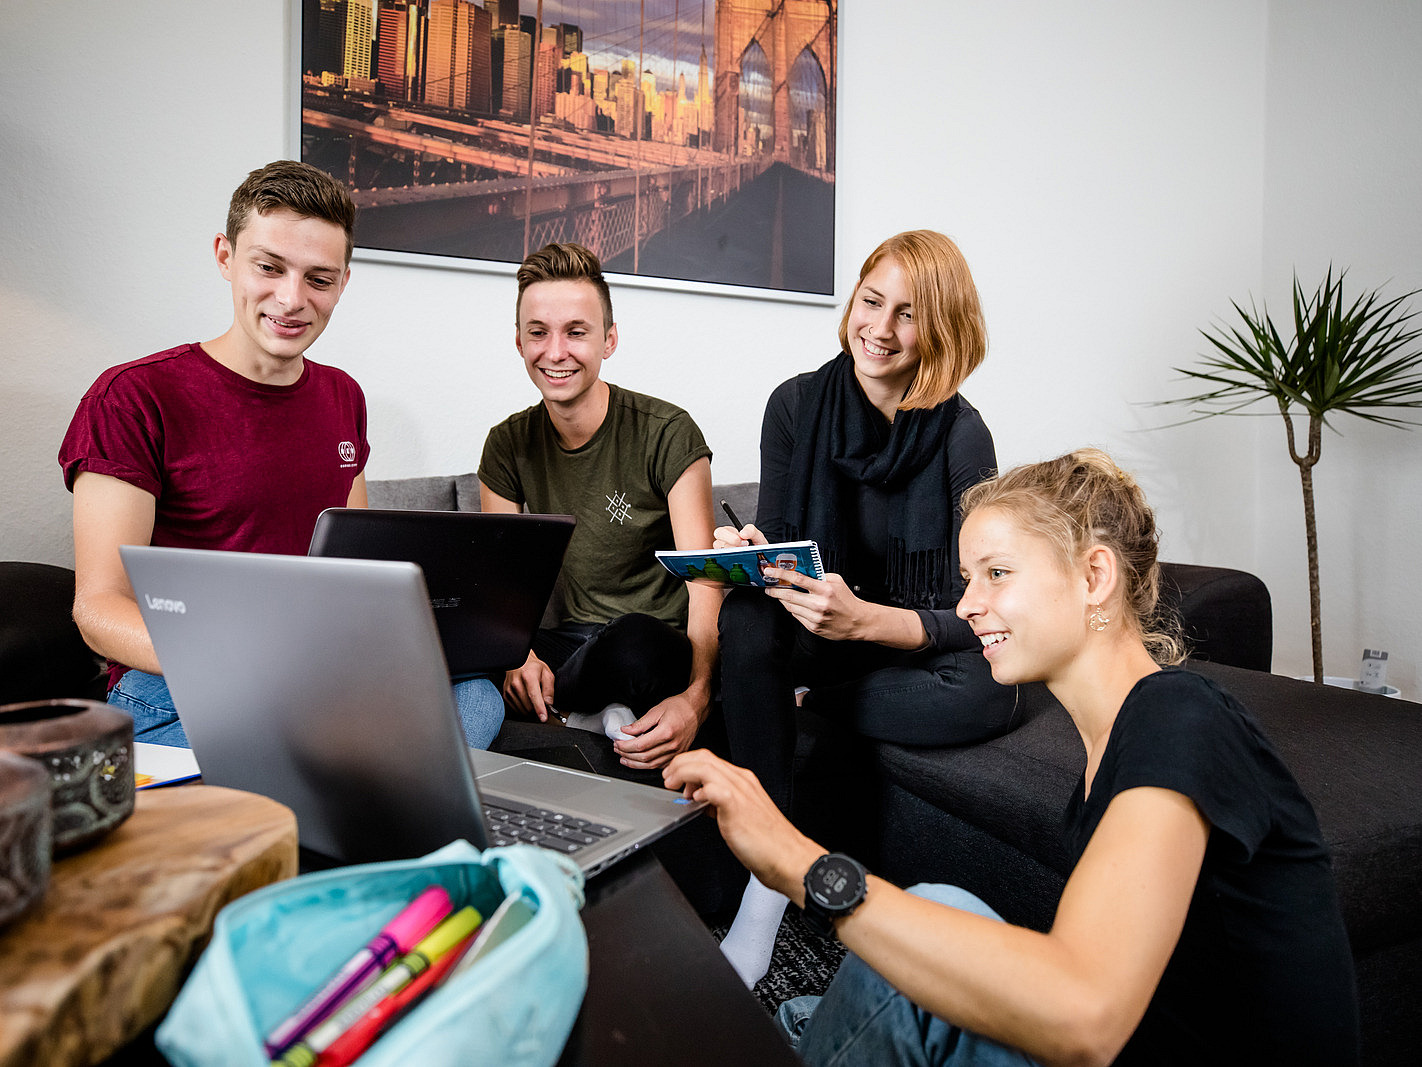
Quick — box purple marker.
[263,884,452,1057]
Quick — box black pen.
[720,500,745,531]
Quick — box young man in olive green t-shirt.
[478,242,718,772]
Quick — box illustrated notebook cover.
[655,541,824,587]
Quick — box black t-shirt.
[1065,670,1359,1065]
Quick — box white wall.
[6,1,1414,693]
[1260,1,1422,691]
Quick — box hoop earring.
[1088,605,1110,632]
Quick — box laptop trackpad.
[480,763,622,808]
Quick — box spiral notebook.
[655,540,823,587]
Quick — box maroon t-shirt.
[59,342,370,685]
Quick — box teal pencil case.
[156,839,588,1067]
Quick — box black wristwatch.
[801,852,868,939]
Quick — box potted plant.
[1162,268,1422,683]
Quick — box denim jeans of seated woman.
[108,669,505,750]
[776,884,1040,1067]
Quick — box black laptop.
[308,508,575,676]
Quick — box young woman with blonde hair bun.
[671,448,1358,1066]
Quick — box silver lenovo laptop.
[120,545,703,874]
[307,508,575,676]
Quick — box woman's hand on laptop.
[663,750,820,900]
[502,650,557,721]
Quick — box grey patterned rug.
[712,906,849,1014]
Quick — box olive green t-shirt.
[478,385,712,628]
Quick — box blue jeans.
[108,669,189,747]
[452,676,505,749]
[776,885,1040,1067]
[110,670,505,751]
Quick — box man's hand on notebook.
[502,650,557,722]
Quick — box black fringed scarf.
[781,353,959,611]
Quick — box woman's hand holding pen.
[714,499,766,549]
[712,523,766,548]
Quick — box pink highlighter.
[262,884,453,1057]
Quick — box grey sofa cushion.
[875,684,1080,879]
[1161,563,1273,671]
[454,474,483,512]
[1186,661,1422,956]
[715,481,759,528]
[366,474,457,511]
[368,474,760,522]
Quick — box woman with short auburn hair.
[712,230,1016,986]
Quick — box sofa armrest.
[0,562,108,704]
[1159,562,1272,672]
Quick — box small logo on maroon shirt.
[338,441,357,464]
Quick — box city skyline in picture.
[524,0,719,85]
[299,0,837,295]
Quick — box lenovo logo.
[144,594,186,614]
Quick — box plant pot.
[0,699,135,852]
[0,749,52,927]
[1296,675,1403,699]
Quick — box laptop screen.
[308,508,574,676]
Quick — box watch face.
[808,855,863,909]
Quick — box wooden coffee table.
[4,776,797,1065]
[0,785,297,1067]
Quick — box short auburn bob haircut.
[838,230,987,411]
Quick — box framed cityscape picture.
[294,0,838,301]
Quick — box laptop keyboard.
[483,796,619,854]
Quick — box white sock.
[599,702,635,741]
[719,876,789,988]
[564,702,636,741]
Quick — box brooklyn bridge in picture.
[301,0,838,294]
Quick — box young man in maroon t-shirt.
[61,161,506,749]
[59,162,373,746]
